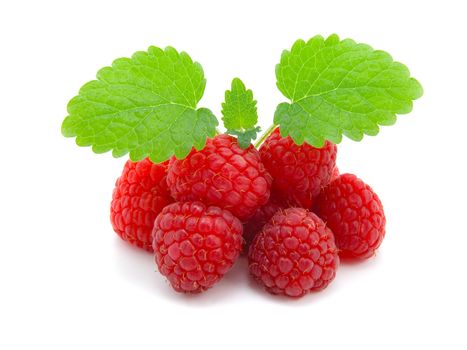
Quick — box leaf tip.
[231,77,244,88]
[410,78,424,100]
[61,116,75,137]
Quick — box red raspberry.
[153,202,243,293]
[331,166,339,182]
[314,174,386,259]
[248,208,339,297]
[243,195,285,249]
[259,128,337,208]
[167,134,272,221]
[110,158,173,252]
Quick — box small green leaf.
[61,46,218,163]
[275,34,423,147]
[221,78,259,148]
[227,126,261,149]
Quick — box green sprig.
[221,78,260,148]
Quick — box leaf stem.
[254,124,276,148]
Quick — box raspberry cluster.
[61,36,419,301]
[110,129,386,297]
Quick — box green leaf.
[221,78,259,147]
[61,46,218,163]
[227,126,261,149]
[275,34,423,147]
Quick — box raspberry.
[248,208,339,297]
[110,158,173,252]
[167,134,272,221]
[331,166,339,182]
[259,128,337,208]
[243,195,285,249]
[153,202,243,293]
[314,174,386,259]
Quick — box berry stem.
[254,124,276,148]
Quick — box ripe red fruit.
[331,166,339,182]
[167,134,272,221]
[259,128,337,208]
[110,158,173,252]
[314,174,386,259]
[248,208,339,297]
[243,195,285,249]
[153,202,243,293]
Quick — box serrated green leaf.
[222,78,258,130]
[221,78,259,148]
[227,126,261,149]
[275,34,423,147]
[61,46,218,162]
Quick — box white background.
[1,0,466,349]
